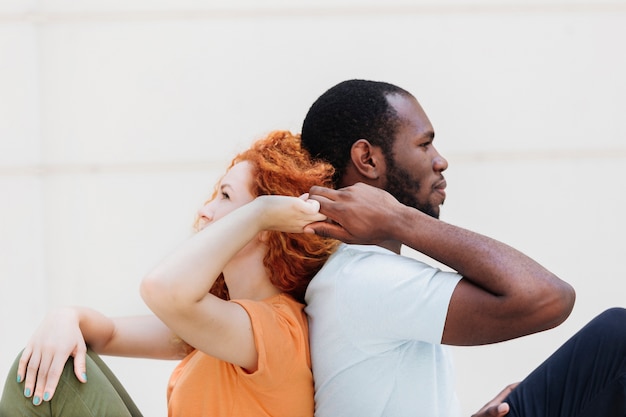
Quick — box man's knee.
[595,307,626,328]
[588,307,626,345]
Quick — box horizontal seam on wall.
[1,4,626,24]
[2,149,626,176]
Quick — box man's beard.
[384,163,440,219]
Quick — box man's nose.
[433,152,448,172]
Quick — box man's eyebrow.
[419,130,435,141]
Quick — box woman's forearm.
[73,307,186,359]
[141,201,264,310]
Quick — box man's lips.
[433,179,447,199]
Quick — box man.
[301,79,626,416]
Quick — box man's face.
[382,94,448,219]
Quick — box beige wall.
[1,1,625,415]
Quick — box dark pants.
[506,308,626,417]
[0,349,143,417]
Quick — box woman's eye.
[221,192,230,200]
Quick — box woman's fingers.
[22,348,41,402]
[19,343,86,406]
[16,346,32,385]
[32,349,56,406]
[72,345,88,384]
[38,349,81,404]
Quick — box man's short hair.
[301,79,410,185]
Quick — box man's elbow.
[540,278,576,330]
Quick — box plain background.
[1,1,625,415]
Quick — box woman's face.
[196,161,255,230]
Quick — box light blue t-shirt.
[305,244,462,417]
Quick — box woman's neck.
[223,247,281,301]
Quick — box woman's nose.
[197,203,214,227]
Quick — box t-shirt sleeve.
[337,250,461,347]
[230,298,309,388]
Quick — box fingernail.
[24,388,31,397]
[16,375,22,383]
[82,372,88,382]
[33,396,41,405]
[43,392,50,401]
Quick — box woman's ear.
[257,230,270,244]
[350,139,383,180]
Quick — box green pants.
[0,350,143,417]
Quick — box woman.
[0,130,338,417]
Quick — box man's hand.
[305,183,402,244]
[471,383,519,417]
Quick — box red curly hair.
[197,130,339,303]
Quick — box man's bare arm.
[306,183,575,345]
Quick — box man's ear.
[350,139,383,180]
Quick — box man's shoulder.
[313,244,434,285]
[333,243,432,267]
[333,243,398,259]
[318,244,393,271]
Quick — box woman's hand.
[18,308,88,406]
[255,194,327,233]
[304,183,402,243]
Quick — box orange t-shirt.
[166,294,314,417]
